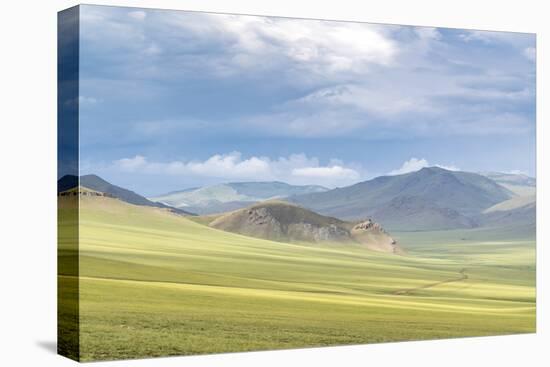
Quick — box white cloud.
[183,153,271,177]
[116,155,147,171]
[524,47,536,62]
[185,14,399,76]
[242,75,533,139]
[292,166,360,180]
[505,169,527,175]
[414,27,442,41]
[114,152,270,178]
[388,158,429,175]
[388,157,459,175]
[111,152,363,187]
[128,10,147,21]
[78,7,535,144]
[83,10,399,83]
[458,31,493,43]
[78,95,98,105]
[458,30,521,44]
[296,84,435,117]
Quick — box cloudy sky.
[77,5,536,196]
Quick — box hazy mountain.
[483,195,536,214]
[370,196,478,231]
[149,181,328,215]
[290,167,514,231]
[479,172,536,197]
[480,172,536,187]
[208,201,402,254]
[476,172,536,229]
[57,174,196,215]
[480,201,535,229]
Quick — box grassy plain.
[58,196,535,361]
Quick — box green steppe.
[58,196,535,361]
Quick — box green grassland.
[58,196,535,361]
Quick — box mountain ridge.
[57,174,196,216]
[289,167,515,231]
[479,171,536,197]
[149,181,329,215]
[60,168,535,232]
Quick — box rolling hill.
[480,196,536,230]
[290,167,514,231]
[149,181,328,215]
[207,201,401,254]
[480,172,536,197]
[57,174,195,215]
[484,195,536,214]
[476,172,536,230]
[60,182,535,360]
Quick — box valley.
[58,180,536,360]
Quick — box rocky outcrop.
[354,219,382,231]
[288,223,350,243]
[57,186,115,198]
[351,219,402,254]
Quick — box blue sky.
[76,5,536,196]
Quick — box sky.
[74,5,536,196]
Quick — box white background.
[0,0,547,366]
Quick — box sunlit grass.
[58,197,535,361]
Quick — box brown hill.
[208,201,402,254]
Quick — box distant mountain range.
[289,167,534,231]
[149,181,328,215]
[58,168,536,233]
[58,174,196,216]
[480,171,536,187]
[479,171,536,197]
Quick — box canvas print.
[58,5,536,362]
